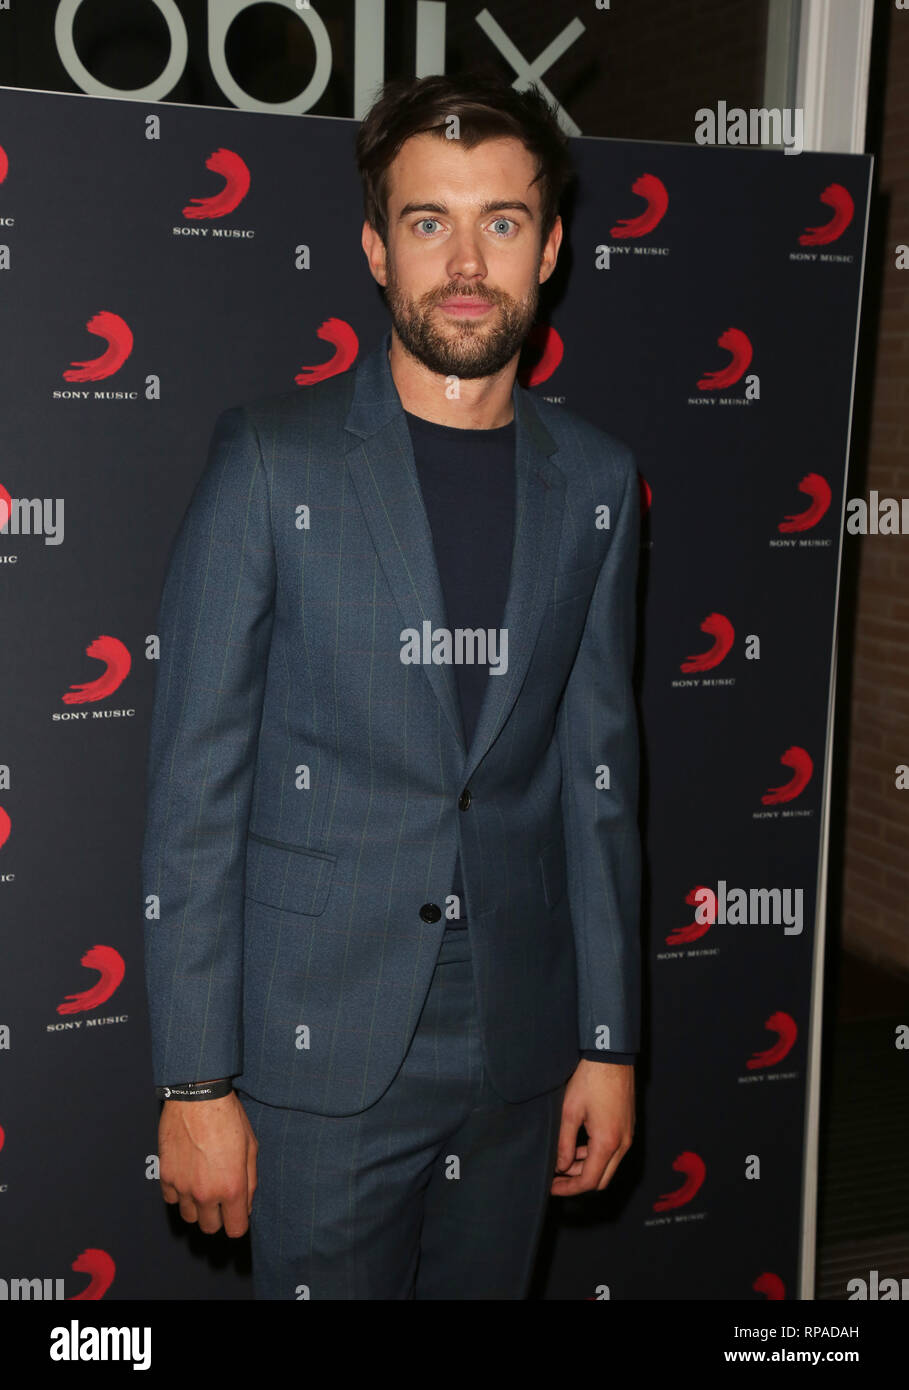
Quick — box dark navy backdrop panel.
[0,87,870,1299]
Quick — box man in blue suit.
[143,72,641,1300]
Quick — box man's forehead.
[387,133,539,203]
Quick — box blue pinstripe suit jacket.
[142,329,642,1116]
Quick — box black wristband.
[155,1078,233,1101]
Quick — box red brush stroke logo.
[799,183,854,247]
[0,481,12,530]
[696,327,752,390]
[653,1150,706,1211]
[0,1123,4,1152]
[639,476,652,514]
[680,612,734,672]
[667,885,714,944]
[761,746,813,804]
[62,635,131,704]
[753,1272,786,1300]
[69,1248,116,1301]
[183,148,251,220]
[56,944,126,1015]
[0,144,7,185]
[779,473,831,532]
[610,173,669,239]
[0,806,10,850]
[518,323,563,387]
[747,1010,797,1069]
[63,312,133,383]
[294,318,359,385]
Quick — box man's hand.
[551,1059,635,1195]
[158,1089,258,1236]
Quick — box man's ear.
[361,220,387,287]
[540,213,563,284]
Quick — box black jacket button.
[419,903,442,923]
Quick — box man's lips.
[438,297,494,317]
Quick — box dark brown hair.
[355,72,575,247]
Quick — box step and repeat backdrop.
[0,86,870,1300]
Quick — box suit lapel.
[344,332,566,780]
[346,404,466,750]
[461,388,566,782]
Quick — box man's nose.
[445,231,488,283]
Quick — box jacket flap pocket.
[245,833,336,917]
[553,561,600,606]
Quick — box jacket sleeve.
[141,406,276,1087]
[556,446,642,1059]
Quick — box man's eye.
[490,218,516,236]
[415,218,441,235]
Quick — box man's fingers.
[553,1130,621,1195]
[178,1196,199,1224]
[551,1139,587,1190]
[580,1128,621,1190]
[246,1147,258,1216]
[195,1198,225,1235]
[160,1180,179,1205]
[585,1128,619,1174]
[168,1186,249,1234]
[554,1111,582,1172]
[221,1193,250,1238]
[595,1148,627,1191]
[595,1132,632,1190]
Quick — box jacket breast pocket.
[553,561,601,606]
[245,832,336,917]
[538,836,568,910]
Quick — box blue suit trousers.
[236,927,566,1300]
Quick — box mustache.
[431,287,497,305]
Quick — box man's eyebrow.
[397,199,535,221]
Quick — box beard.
[383,250,541,380]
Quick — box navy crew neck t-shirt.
[404,408,515,927]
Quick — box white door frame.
[764,0,875,1303]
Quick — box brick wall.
[838,3,909,974]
